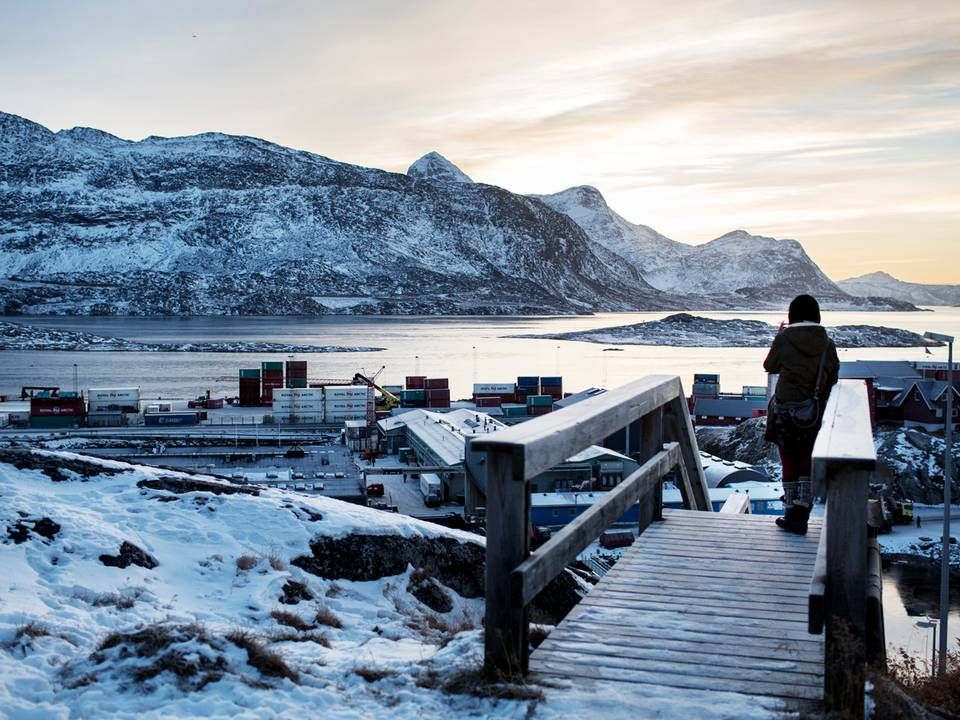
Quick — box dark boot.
[776,504,810,535]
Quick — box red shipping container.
[405,376,426,389]
[30,398,86,416]
[424,378,449,390]
[529,405,552,416]
[206,398,224,409]
[426,400,451,408]
[474,396,501,407]
[426,388,451,400]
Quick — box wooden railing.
[471,374,711,677]
[808,379,879,719]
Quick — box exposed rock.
[5,516,61,544]
[99,541,158,570]
[0,448,125,482]
[407,573,453,613]
[279,580,314,605]
[136,477,259,496]
[291,533,586,624]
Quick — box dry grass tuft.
[15,622,51,641]
[225,630,299,683]
[268,630,330,647]
[884,646,960,716]
[354,665,398,683]
[270,609,311,632]
[235,554,259,572]
[314,606,343,629]
[264,550,286,572]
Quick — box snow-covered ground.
[1,449,800,719]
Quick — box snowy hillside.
[1,448,592,718]
[838,271,960,307]
[0,111,667,316]
[535,188,915,311]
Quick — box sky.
[1,0,957,283]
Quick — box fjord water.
[1,308,957,399]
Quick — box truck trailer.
[419,473,442,507]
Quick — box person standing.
[764,294,839,534]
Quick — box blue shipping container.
[144,412,199,427]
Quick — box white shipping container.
[324,386,371,399]
[276,388,323,401]
[325,400,370,411]
[88,387,140,403]
[325,412,368,421]
[88,400,136,412]
[474,383,515,394]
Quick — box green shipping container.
[526,395,553,407]
[401,389,426,401]
[261,361,283,371]
[239,369,261,378]
[501,404,528,418]
[286,378,308,388]
[29,415,81,429]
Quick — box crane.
[353,371,400,410]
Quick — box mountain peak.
[407,151,473,184]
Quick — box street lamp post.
[925,331,955,676]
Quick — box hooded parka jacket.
[763,322,839,404]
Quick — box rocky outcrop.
[99,540,158,569]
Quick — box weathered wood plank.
[664,394,712,511]
[512,443,681,606]
[577,595,812,624]
[809,503,829,634]
[596,586,811,610]
[617,541,820,563]
[637,408,664,531]
[528,658,823,700]
[811,380,876,488]
[471,374,683,480]
[612,556,817,581]
[483,448,528,676]
[533,645,823,685]
[720,492,752,514]
[598,576,814,600]
[630,532,820,554]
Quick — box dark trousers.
[779,438,815,506]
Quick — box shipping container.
[285,378,308,388]
[325,400,370,411]
[426,388,451,400]
[262,361,283,371]
[426,400,451,409]
[206,398,224,409]
[239,369,260,378]
[87,387,140,403]
[29,415,81,429]
[742,385,767,398]
[325,386,371,398]
[526,394,553,407]
[144,412,200,427]
[692,383,719,398]
[30,397,86,417]
[529,405,552,416]
[540,376,562,386]
[285,361,308,377]
[400,389,426,401]
[424,378,449,390]
[501,404,528,418]
[694,373,720,385]
[405,376,426,390]
[474,383,515,395]
[475,396,501,408]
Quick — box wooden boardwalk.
[529,509,825,708]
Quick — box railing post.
[823,465,868,718]
[664,395,711,511]
[484,448,529,678]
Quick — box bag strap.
[812,349,827,400]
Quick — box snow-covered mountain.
[838,271,960,307]
[0,112,666,316]
[407,151,474,184]
[534,186,913,310]
[0,110,914,315]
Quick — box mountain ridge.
[0,110,915,315]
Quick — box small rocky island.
[0,321,384,353]
[516,313,942,348]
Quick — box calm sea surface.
[1,308,958,399]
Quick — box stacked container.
[501,404,528,418]
[88,387,140,414]
[473,383,516,405]
[239,369,261,407]
[526,394,553,416]
[540,376,563,400]
[400,389,426,408]
[475,396,501,408]
[515,376,540,404]
[405,376,426,390]
[274,388,324,422]
[325,385,374,423]
[29,391,85,429]
[261,362,284,403]
[424,377,450,409]
[285,360,308,388]
[692,373,720,399]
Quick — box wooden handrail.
[512,442,681,607]
[480,374,710,677]
[810,379,877,719]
